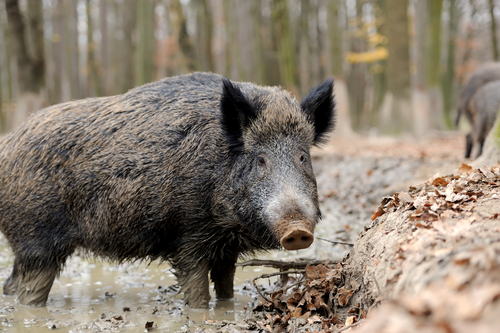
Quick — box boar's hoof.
[280,228,314,250]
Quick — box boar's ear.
[220,78,257,151]
[301,78,336,146]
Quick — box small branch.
[338,320,364,332]
[252,270,306,303]
[254,269,306,280]
[316,237,354,246]
[237,259,339,270]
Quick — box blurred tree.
[250,0,266,85]
[5,0,45,94]
[427,0,445,130]
[442,0,460,127]
[119,0,136,93]
[87,0,103,96]
[488,0,499,61]
[5,0,45,128]
[135,0,156,86]
[299,0,311,95]
[170,0,198,72]
[380,0,411,134]
[195,0,214,72]
[99,0,110,95]
[271,0,296,91]
[327,0,352,135]
[371,0,387,125]
[348,0,367,130]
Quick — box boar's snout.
[280,227,314,250]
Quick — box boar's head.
[220,78,335,251]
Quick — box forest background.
[0,0,497,137]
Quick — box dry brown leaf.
[458,163,472,174]
[337,287,354,307]
[345,315,357,326]
[432,177,450,187]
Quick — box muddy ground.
[0,133,466,332]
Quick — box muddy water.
[0,251,277,332]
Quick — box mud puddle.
[0,252,277,332]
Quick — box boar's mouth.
[275,213,315,251]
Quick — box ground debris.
[70,311,140,332]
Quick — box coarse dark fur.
[456,63,500,158]
[0,72,336,308]
[468,80,500,159]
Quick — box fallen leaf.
[337,287,354,307]
[458,163,472,174]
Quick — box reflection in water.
[0,256,273,332]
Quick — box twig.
[316,237,354,246]
[252,270,306,303]
[338,320,364,332]
[237,259,339,270]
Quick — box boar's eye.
[256,156,267,167]
[300,154,307,165]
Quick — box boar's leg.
[175,261,211,308]
[4,257,59,306]
[3,260,21,295]
[465,133,473,158]
[210,257,237,300]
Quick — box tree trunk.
[5,0,45,128]
[442,0,459,128]
[380,0,412,134]
[135,0,156,86]
[427,0,445,131]
[347,0,367,130]
[345,167,500,332]
[120,0,136,93]
[99,0,109,95]
[5,0,45,94]
[195,0,214,72]
[327,0,352,137]
[169,0,198,72]
[489,0,499,61]
[86,0,103,97]
[371,0,387,128]
[250,0,266,85]
[271,0,296,92]
[298,0,310,96]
